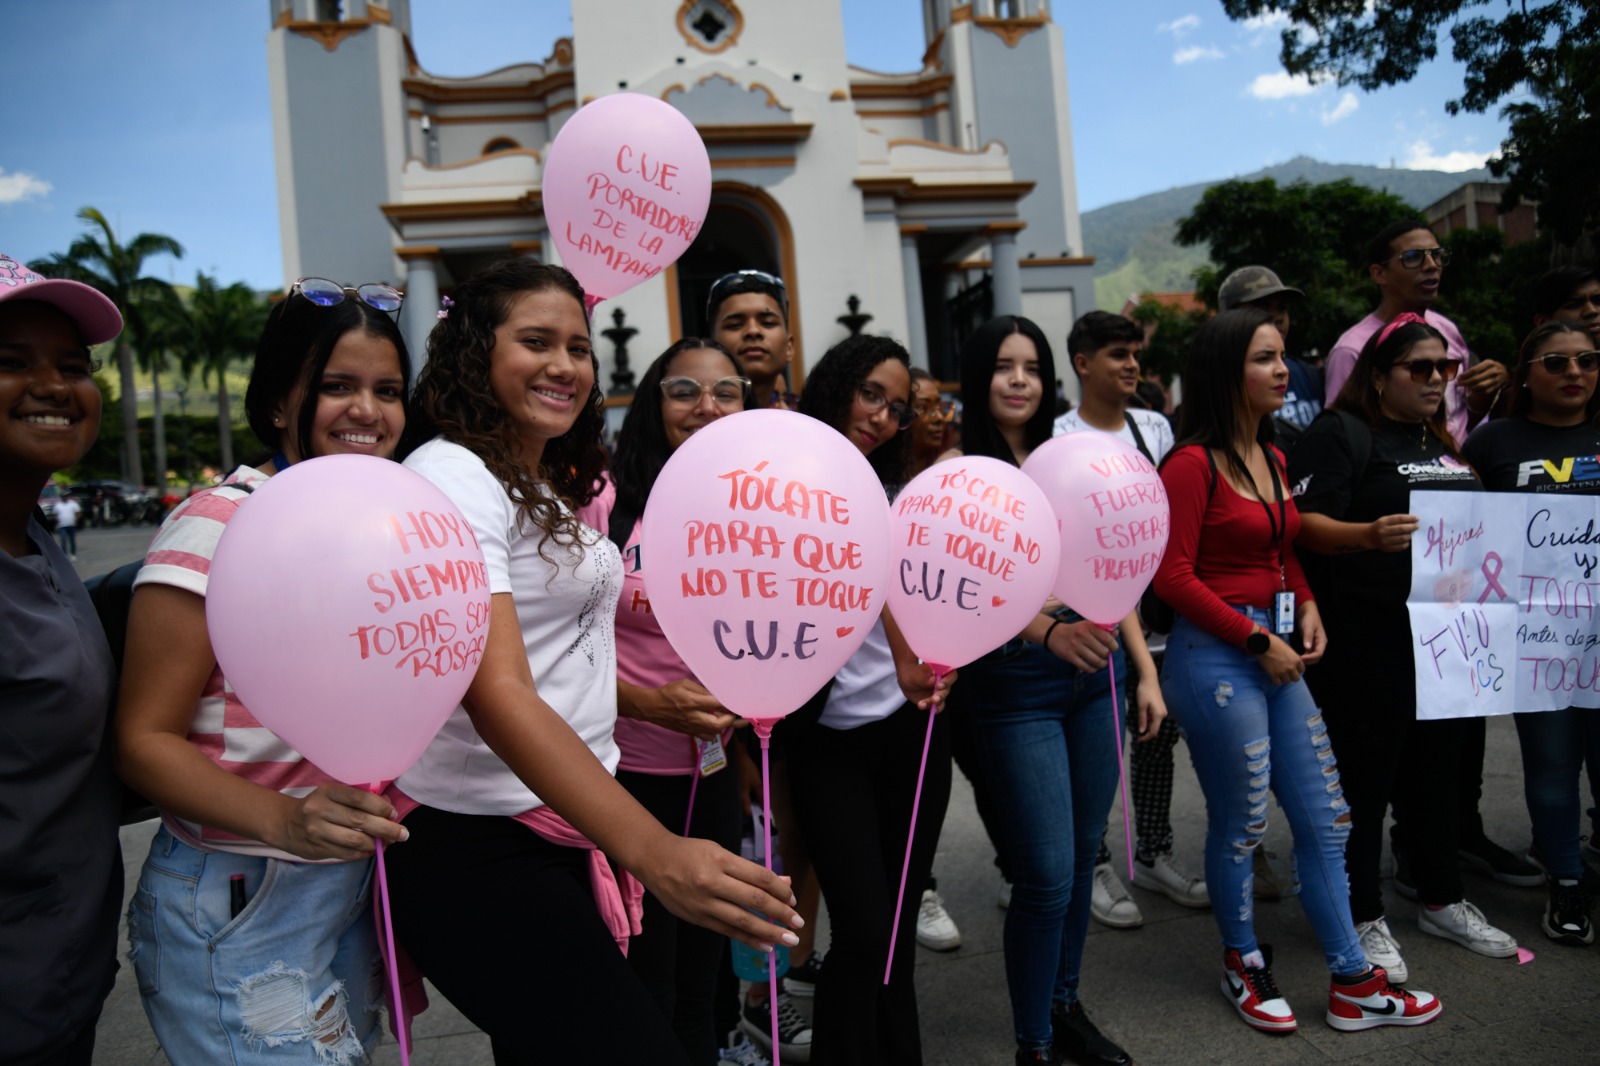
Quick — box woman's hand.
[1047,620,1120,672]
[633,834,802,953]
[1257,631,1306,686]
[897,659,957,712]
[1132,674,1168,741]
[1297,602,1328,665]
[1366,513,1420,552]
[273,784,408,862]
[624,679,737,740]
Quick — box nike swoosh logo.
[1226,976,1244,998]
[1346,996,1397,1015]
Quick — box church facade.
[267,0,1095,386]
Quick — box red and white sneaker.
[1221,947,1297,1033]
[1325,967,1442,1031]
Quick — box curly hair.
[1509,320,1599,423]
[400,258,607,558]
[612,337,745,516]
[1331,316,1462,457]
[797,334,913,486]
[957,315,1057,466]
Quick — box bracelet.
[1043,618,1063,652]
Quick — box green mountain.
[1084,155,1492,311]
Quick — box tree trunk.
[150,360,167,491]
[216,376,234,473]
[116,340,143,486]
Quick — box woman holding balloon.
[117,280,414,1064]
[386,259,799,1063]
[948,315,1161,1066]
[1153,307,1439,1035]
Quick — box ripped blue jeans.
[1161,609,1365,976]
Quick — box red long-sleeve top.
[1151,444,1314,647]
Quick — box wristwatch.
[1244,628,1271,655]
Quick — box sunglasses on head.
[1393,356,1463,383]
[1537,351,1600,374]
[659,375,750,409]
[292,277,405,314]
[1387,247,1451,270]
[706,269,786,320]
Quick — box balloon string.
[758,725,781,1066]
[884,670,941,986]
[684,741,702,837]
[1107,647,1135,883]
[374,838,410,1066]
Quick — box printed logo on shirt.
[1396,456,1473,481]
[1292,474,1313,498]
[1515,455,1600,491]
[1279,393,1324,431]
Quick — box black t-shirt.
[1462,416,1600,495]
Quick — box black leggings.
[617,765,743,1065]
[384,804,690,1065]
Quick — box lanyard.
[1228,446,1289,590]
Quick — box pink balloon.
[543,93,712,303]
[205,455,491,784]
[888,457,1061,672]
[641,410,890,721]
[1021,433,1170,626]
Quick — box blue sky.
[3,1,1507,292]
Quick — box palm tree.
[184,274,265,473]
[127,289,189,491]
[30,207,183,486]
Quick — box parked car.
[64,479,164,527]
[35,482,62,531]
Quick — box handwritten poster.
[1407,490,1600,718]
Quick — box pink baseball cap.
[0,251,124,345]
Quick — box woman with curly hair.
[783,334,952,1066]
[384,259,799,1064]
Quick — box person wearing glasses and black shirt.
[708,269,797,411]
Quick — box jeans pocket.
[127,885,160,996]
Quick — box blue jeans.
[1515,706,1600,881]
[1161,608,1365,976]
[127,826,381,1065]
[964,637,1124,1047]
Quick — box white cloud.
[1247,71,1318,99]
[1321,91,1359,125]
[1243,11,1290,31]
[1158,14,1201,36]
[1403,140,1491,171]
[0,168,51,205]
[1174,45,1225,65]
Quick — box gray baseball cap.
[1218,266,1304,311]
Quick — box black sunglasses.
[1393,357,1463,383]
[706,269,787,323]
[1537,351,1600,374]
[1387,247,1451,270]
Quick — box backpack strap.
[1124,412,1156,465]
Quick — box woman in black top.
[1290,313,1514,985]
[1462,320,1600,946]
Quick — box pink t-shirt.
[578,478,731,776]
[1324,309,1474,446]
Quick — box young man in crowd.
[1532,264,1600,346]
[708,269,796,411]
[1053,311,1207,928]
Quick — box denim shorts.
[127,825,382,1065]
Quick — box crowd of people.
[1,222,1596,1066]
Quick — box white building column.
[397,246,441,380]
[988,223,1025,318]
[900,225,930,370]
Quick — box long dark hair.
[957,315,1056,466]
[1510,320,1600,423]
[613,337,745,516]
[797,334,913,487]
[1173,307,1278,484]
[401,258,606,554]
[1332,316,1461,457]
[244,291,410,463]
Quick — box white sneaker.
[1135,852,1210,908]
[1417,899,1519,958]
[720,1031,772,1066]
[915,888,962,951]
[1354,917,1408,984]
[1090,863,1144,928]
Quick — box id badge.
[1273,591,1296,636]
[698,735,728,777]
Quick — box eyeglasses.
[770,389,801,410]
[706,270,787,322]
[1387,247,1451,270]
[913,397,955,422]
[660,375,751,409]
[1393,357,1463,383]
[857,383,913,429]
[292,277,405,314]
[1537,351,1600,374]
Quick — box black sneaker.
[1051,1001,1132,1066]
[1526,843,1600,894]
[784,950,824,999]
[1459,834,1543,887]
[1015,1045,1062,1066]
[739,991,812,1063]
[1544,881,1595,946]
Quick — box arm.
[463,594,800,947]
[1150,448,1255,647]
[115,584,405,861]
[616,678,737,740]
[1118,613,1167,741]
[1296,511,1418,555]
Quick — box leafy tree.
[30,207,183,486]
[1129,298,1209,388]
[1219,0,1599,245]
[126,287,189,490]
[183,274,266,472]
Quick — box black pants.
[786,703,951,1066]
[617,765,743,1066]
[384,804,690,1065]
[947,684,1012,880]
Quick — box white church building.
[266,0,1095,389]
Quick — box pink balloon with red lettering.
[888,456,1060,672]
[543,92,712,307]
[1021,433,1170,626]
[641,409,891,722]
[205,455,492,785]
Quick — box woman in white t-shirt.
[118,280,413,1064]
[386,259,798,1064]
